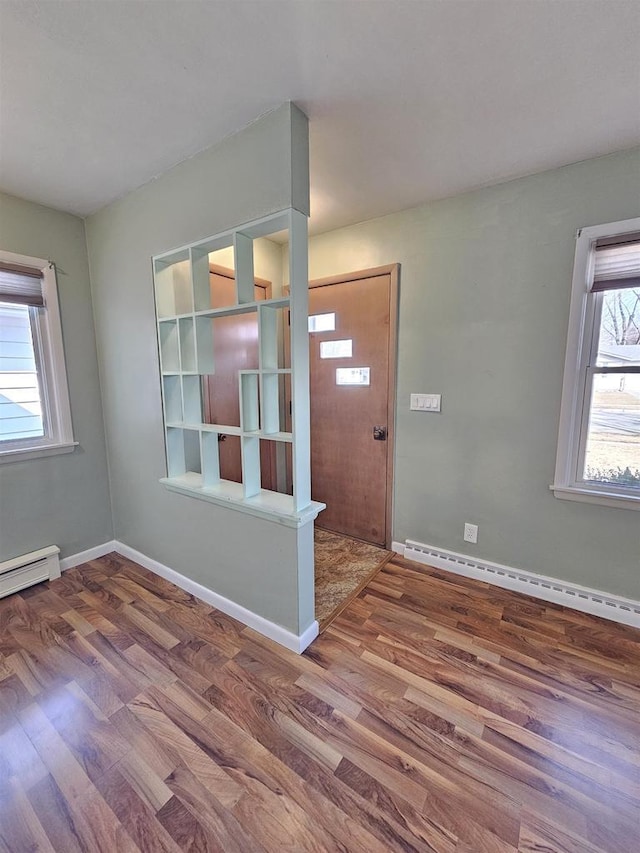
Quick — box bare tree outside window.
[601,288,640,346]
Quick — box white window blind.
[592,236,640,292]
[0,261,45,306]
[0,303,44,441]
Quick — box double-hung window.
[553,218,640,509]
[0,251,75,462]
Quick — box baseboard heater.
[0,545,61,598]
[403,539,640,629]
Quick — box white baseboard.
[401,539,640,630]
[60,540,117,571]
[62,538,318,654]
[112,541,318,654]
[391,540,405,555]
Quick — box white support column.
[240,373,259,433]
[261,373,280,434]
[234,232,255,304]
[195,317,215,374]
[289,209,311,512]
[259,303,279,370]
[166,428,186,477]
[191,247,211,312]
[201,431,220,487]
[241,436,261,498]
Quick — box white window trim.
[0,250,76,463]
[552,217,640,510]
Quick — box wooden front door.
[202,266,276,489]
[307,266,398,546]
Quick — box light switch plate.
[410,393,441,412]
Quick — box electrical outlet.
[463,523,478,544]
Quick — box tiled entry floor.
[314,528,392,630]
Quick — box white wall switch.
[410,393,441,412]
[463,523,478,544]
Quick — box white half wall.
[86,103,315,636]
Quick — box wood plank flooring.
[1,551,639,852]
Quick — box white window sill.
[551,484,640,512]
[0,440,78,464]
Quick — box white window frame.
[552,217,640,511]
[0,250,76,463]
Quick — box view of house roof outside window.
[0,302,44,442]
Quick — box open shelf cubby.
[182,375,203,424]
[155,250,192,318]
[159,320,180,372]
[179,317,196,372]
[162,375,182,424]
[153,208,320,523]
[166,426,200,478]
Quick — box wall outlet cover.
[463,523,478,544]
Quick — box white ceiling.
[1,1,639,235]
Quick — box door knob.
[373,426,387,441]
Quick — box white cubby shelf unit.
[153,209,324,528]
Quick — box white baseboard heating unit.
[0,545,61,598]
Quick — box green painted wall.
[86,104,313,634]
[0,191,113,560]
[306,147,640,600]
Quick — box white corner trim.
[59,540,118,571]
[391,541,405,555]
[403,539,640,630]
[113,541,318,654]
[295,619,321,654]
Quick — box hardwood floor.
[1,552,639,852]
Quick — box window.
[0,251,75,462]
[335,367,370,386]
[320,339,352,359]
[553,218,640,510]
[308,313,335,332]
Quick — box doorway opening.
[289,264,400,628]
[194,254,399,633]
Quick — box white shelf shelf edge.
[158,312,193,322]
[238,368,291,376]
[202,423,241,435]
[166,422,243,435]
[242,429,293,443]
[160,474,325,528]
[193,296,289,320]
